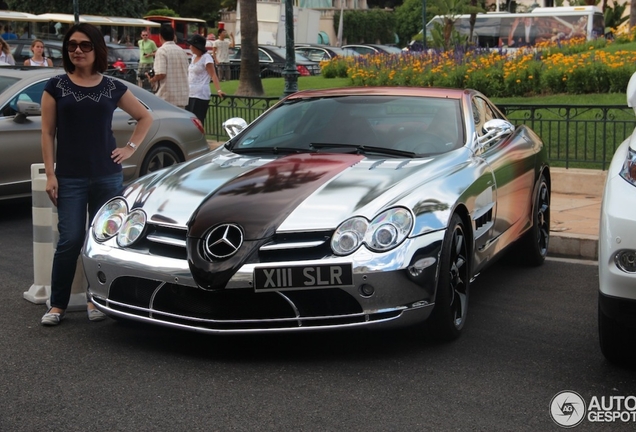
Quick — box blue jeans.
[50,173,123,309]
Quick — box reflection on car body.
[0,66,209,200]
[82,87,551,341]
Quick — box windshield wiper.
[232,146,315,155]
[310,142,417,158]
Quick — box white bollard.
[25,164,87,312]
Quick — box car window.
[47,47,63,62]
[0,76,20,96]
[472,96,498,137]
[1,80,47,117]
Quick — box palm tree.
[631,0,636,29]
[236,0,264,96]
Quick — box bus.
[143,16,207,48]
[423,6,605,49]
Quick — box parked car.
[8,39,64,66]
[82,86,551,339]
[104,43,140,84]
[228,45,321,79]
[598,71,636,364]
[294,44,360,61]
[342,43,404,56]
[0,66,210,200]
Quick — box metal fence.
[204,97,636,170]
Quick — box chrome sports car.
[82,87,551,340]
[598,73,636,363]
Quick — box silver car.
[0,66,210,200]
[82,87,550,341]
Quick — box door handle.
[127,119,138,125]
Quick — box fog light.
[408,257,437,277]
[97,271,107,284]
[359,284,375,297]
[615,250,636,273]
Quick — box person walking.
[137,30,157,87]
[147,25,189,109]
[40,23,152,326]
[212,28,235,81]
[24,39,53,67]
[0,37,15,65]
[186,34,225,126]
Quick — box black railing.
[204,97,636,170]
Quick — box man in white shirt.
[212,29,235,81]
[147,25,189,109]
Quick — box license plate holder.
[254,264,353,291]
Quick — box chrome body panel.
[82,87,549,335]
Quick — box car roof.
[285,87,468,100]
[0,65,63,79]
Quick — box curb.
[549,232,598,261]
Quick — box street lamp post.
[282,0,299,97]
[422,0,427,50]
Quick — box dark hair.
[160,24,175,42]
[61,23,108,73]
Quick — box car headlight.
[619,146,636,186]
[331,208,413,256]
[92,198,128,242]
[331,217,368,255]
[117,209,147,247]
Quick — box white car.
[598,72,636,363]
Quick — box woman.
[0,36,15,65]
[40,23,153,326]
[24,39,53,67]
[185,34,225,125]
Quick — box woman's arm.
[111,89,153,164]
[206,60,225,98]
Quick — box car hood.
[123,148,444,234]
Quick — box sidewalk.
[549,168,604,261]
[207,141,602,260]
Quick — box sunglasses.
[67,41,94,53]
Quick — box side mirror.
[477,119,515,148]
[222,117,248,139]
[627,71,636,112]
[14,100,41,124]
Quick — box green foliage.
[146,9,179,17]
[333,9,396,46]
[6,0,148,17]
[604,0,628,31]
[393,0,430,49]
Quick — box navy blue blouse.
[44,74,128,177]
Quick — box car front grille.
[135,224,335,264]
[100,276,399,331]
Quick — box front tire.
[515,173,550,266]
[428,213,470,341]
[598,297,635,364]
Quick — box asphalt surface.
[1,198,636,431]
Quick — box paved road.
[1,199,635,431]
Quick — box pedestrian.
[1,25,17,40]
[137,29,157,87]
[212,28,235,81]
[147,24,189,109]
[0,37,16,65]
[24,39,53,67]
[186,34,225,126]
[40,23,152,326]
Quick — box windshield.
[231,96,465,157]
[108,47,139,62]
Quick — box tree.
[631,0,636,29]
[394,0,428,48]
[428,0,484,48]
[235,0,264,96]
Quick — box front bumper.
[82,230,444,334]
[599,171,636,303]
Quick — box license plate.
[254,264,353,291]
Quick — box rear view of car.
[598,73,636,364]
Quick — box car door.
[472,95,537,243]
[0,79,47,198]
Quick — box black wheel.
[517,174,550,266]
[598,298,635,364]
[428,213,470,341]
[140,145,183,176]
